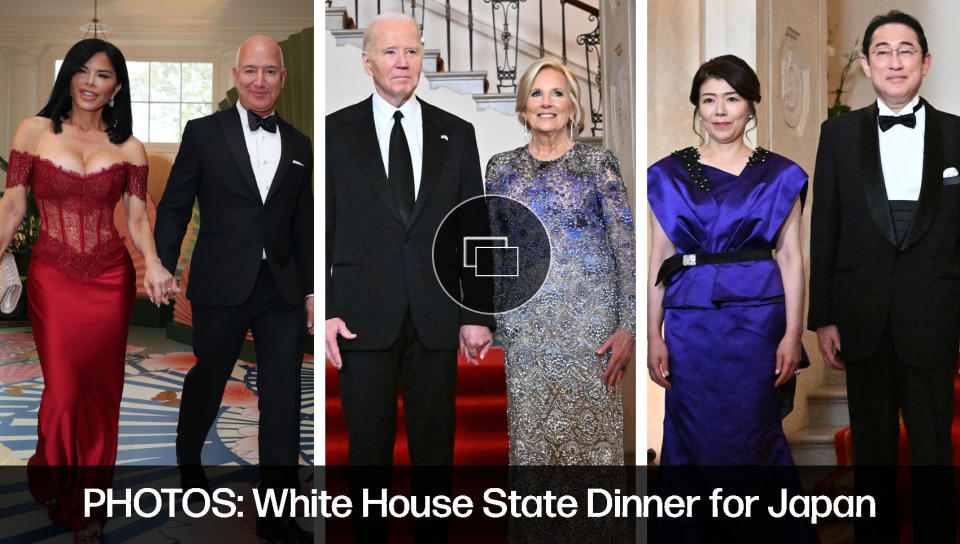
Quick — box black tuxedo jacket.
[808,99,960,366]
[155,108,313,306]
[326,96,495,351]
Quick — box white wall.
[646,0,703,462]
[0,8,311,164]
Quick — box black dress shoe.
[256,516,310,543]
[178,465,210,494]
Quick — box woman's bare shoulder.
[119,135,148,166]
[11,117,51,152]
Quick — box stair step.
[331,28,363,48]
[473,93,516,116]
[806,384,849,427]
[325,6,349,31]
[327,27,441,73]
[324,426,509,465]
[423,49,441,73]
[325,398,508,433]
[325,363,505,396]
[426,71,487,95]
[788,425,843,465]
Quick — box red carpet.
[833,359,960,465]
[325,349,509,465]
[827,361,960,543]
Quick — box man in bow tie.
[154,34,313,542]
[809,10,955,542]
[326,13,493,465]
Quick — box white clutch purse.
[0,253,23,314]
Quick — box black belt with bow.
[656,248,773,286]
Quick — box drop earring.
[108,98,115,108]
[522,117,530,143]
[569,121,574,141]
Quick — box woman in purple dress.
[647,55,807,466]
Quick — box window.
[55,60,214,143]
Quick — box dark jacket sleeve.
[455,122,496,330]
[324,117,338,318]
[155,119,202,275]
[293,135,314,297]
[808,120,840,331]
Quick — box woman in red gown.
[0,39,176,542]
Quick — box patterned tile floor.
[0,323,314,467]
[0,323,314,542]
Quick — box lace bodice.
[5,149,148,282]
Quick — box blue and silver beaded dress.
[485,143,636,465]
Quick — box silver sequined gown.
[485,143,636,465]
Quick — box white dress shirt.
[236,102,281,258]
[878,95,924,201]
[372,91,423,198]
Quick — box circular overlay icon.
[432,195,551,315]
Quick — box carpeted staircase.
[325,349,509,465]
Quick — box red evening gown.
[4,148,146,530]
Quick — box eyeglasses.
[869,47,920,63]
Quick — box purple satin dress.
[648,147,807,465]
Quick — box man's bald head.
[236,34,284,69]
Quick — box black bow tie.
[878,102,922,132]
[247,110,277,133]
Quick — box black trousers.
[338,311,458,466]
[176,261,304,487]
[339,312,457,542]
[845,322,955,543]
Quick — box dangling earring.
[108,98,115,108]
[522,117,530,143]
[569,121,575,141]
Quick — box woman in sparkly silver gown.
[485,58,636,465]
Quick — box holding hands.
[459,324,493,365]
[144,258,179,307]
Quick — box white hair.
[362,13,420,52]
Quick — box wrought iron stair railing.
[328,0,602,137]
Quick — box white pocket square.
[440,134,448,141]
[944,167,958,177]
[292,160,305,167]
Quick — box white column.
[702,0,757,67]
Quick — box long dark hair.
[37,38,133,144]
[689,54,761,143]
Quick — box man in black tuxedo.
[154,35,312,541]
[325,13,494,467]
[809,11,955,542]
